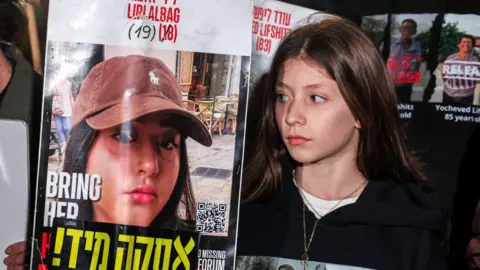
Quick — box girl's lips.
[127,185,157,204]
[129,193,155,204]
[287,136,310,146]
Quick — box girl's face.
[86,114,181,226]
[274,59,360,165]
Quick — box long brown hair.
[242,15,425,203]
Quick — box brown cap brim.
[85,95,212,147]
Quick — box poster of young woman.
[28,0,252,269]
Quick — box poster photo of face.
[37,40,250,269]
[43,40,247,232]
[387,14,437,104]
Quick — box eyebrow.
[159,128,179,139]
[124,117,176,130]
[126,120,180,137]
[133,115,171,126]
[276,81,324,90]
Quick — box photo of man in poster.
[387,18,422,103]
[363,14,436,103]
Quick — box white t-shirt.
[294,180,358,219]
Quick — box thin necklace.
[293,170,366,269]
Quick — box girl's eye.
[276,93,289,102]
[311,95,326,103]
[114,132,134,143]
[158,139,179,151]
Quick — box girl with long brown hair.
[236,15,449,270]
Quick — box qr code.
[196,202,227,233]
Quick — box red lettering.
[252,21,259,34]
[147,6,180,23]
[253,6,263,20]
[391,71,421,83]
[414,71,421,82]
[265,24,272,37]
[273,26,281,39]
[387,59,395,69]
[148,6,156,20]
[41,232,51,259]
[401,60,410,69]
[273,10,291,26]
[268,25,292,39]
[127,3,147,19]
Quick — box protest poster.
[27,0,252,269]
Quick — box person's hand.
[3,241,28,269]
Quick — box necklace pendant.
[301,253,309,270]
[301,252,309,262]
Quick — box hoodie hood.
[274,170,449,238]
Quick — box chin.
[123,216,154,227]
[288,149,323,165]
[118,209,156,227]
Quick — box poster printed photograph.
[250,0,320,91]
[27,0,252,269]
[362,13,438,104]
[362,13,480,123]
[386,14,438,104]
[362,14,480,105]
[433,14,480,106]
[236,256,374,270]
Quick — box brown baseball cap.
[71,55,212,147]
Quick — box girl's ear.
[354,120,361,129]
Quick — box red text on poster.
[252,5,293,54]
[387,56,422,84]
[126,0,180,43]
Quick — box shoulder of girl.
[398,181,449,213]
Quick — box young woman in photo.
[236,15,449,269]
[4,55,212,268]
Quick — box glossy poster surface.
[29,0,252,269]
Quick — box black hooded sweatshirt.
[236,171,450,270]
